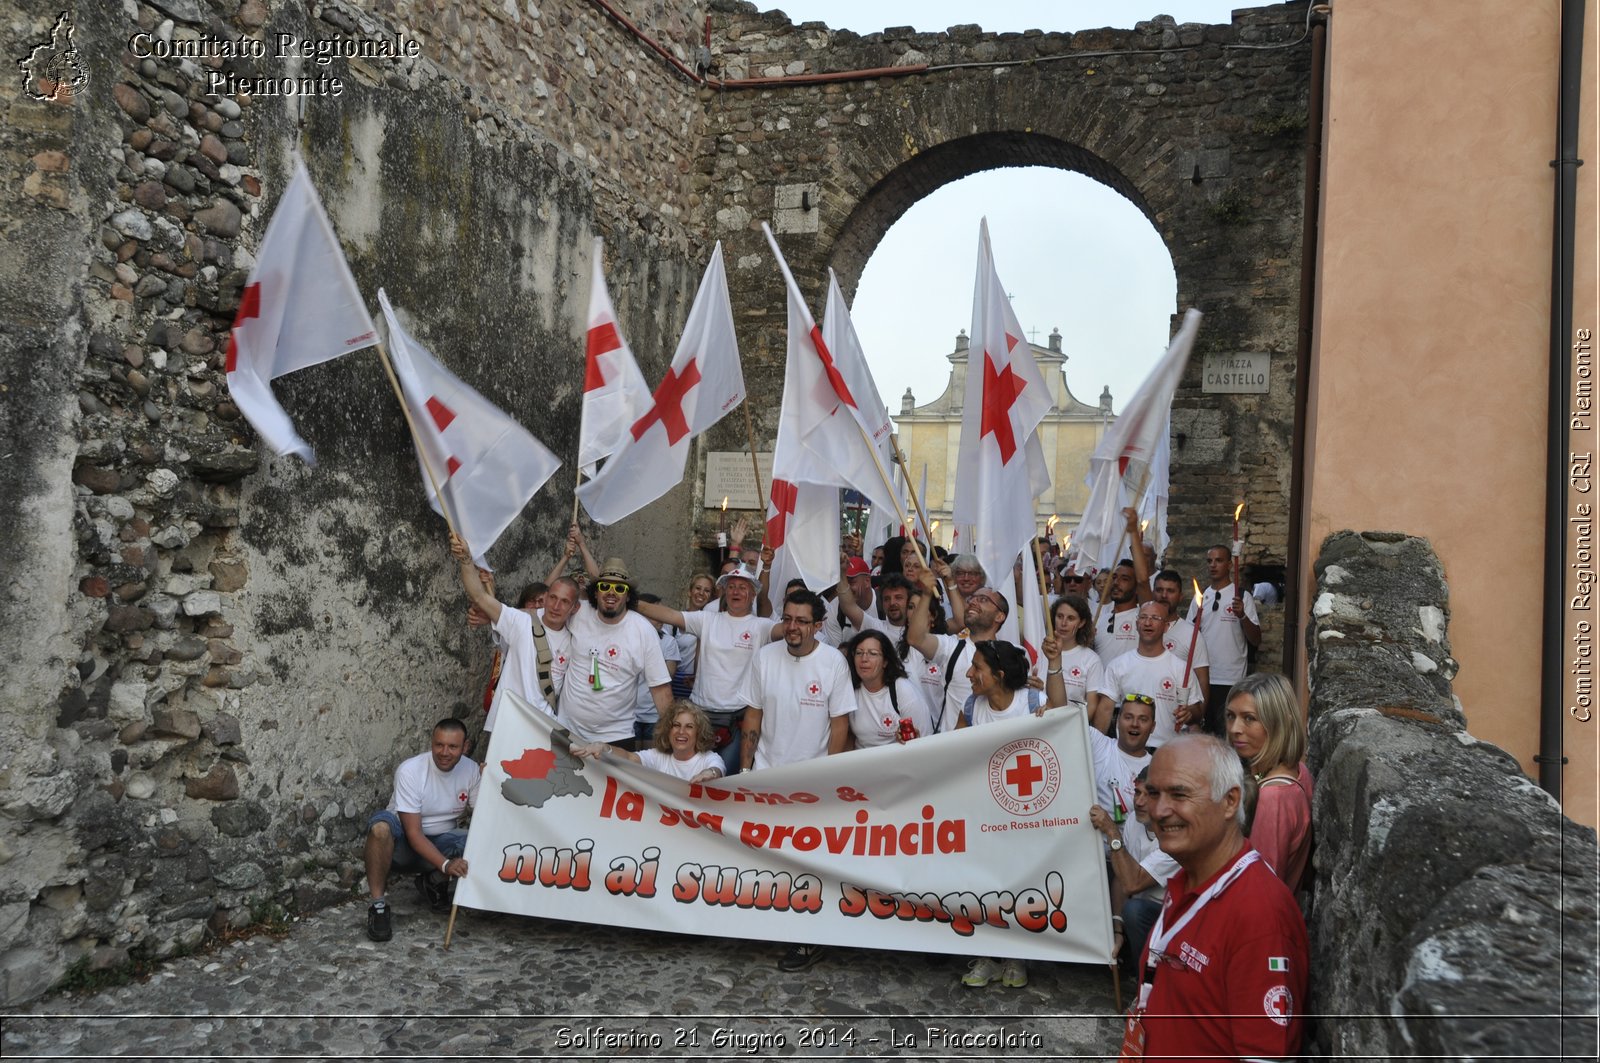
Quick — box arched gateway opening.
[706,5,1312,663]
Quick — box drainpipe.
[1540,0,1586,799]
[1283,4,1329,677]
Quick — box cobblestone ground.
[2,887,1126,1061]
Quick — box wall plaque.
[1202,352,1270,394]
[704,452,775,509]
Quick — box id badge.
[1117,983,1152,1061]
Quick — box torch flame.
[721,497,729,511]
[1047,514,1059,530]
[1234,502,1245,521]
[1140,519,1150,533]
[931,520,941,531]
[1192,578,1203,604]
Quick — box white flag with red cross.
[577,244,745,525]
[1073,310,1200,574]
[951,219,1053,591]
[762,227,903,603]
[223,159,379,464]
[379,290,560,566]
[577,238,651,477]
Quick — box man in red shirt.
[1122,734,1308,1062]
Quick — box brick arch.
[825,132,1161,299]
[707,3,1313,664]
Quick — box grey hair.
[950,554,987,580]
[1164,733,1248,829]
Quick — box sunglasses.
[596,581,630,594]
[1122,693,1155,705]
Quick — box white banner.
[457,692,1114,965]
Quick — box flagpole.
[760,223,918,557]
[370,339,463,542]
[890,436,937,574]
[1089,466,1151,633]
[741,403,766,532]
[571,467,582,527]
[1032,536,1054,639]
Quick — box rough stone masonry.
[1,0,1315,1007]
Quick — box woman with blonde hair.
[573,701,723,784]
[1225,671,1313,894]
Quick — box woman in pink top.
[1225,671,1314,894]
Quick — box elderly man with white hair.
[1121,734,1308,1062]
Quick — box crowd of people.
[360,511,1313,1058]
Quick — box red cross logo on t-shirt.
[739,631,752,643]
[1069,666,1082,679]
[456,790,468,803]
[1162,678,1174,691]
[1120,622,1132,634]
[556,654,567,666]
[927,663,939,676]
[606,646,619,658]
[807,682,820,696]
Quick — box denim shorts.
[368,809,467,871]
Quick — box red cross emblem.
[457,790,468,802]
[556,654,567,666]
[807,325,857,410]
[606,646,619,658]
[1006,753,1044,797]
[223,281,261,373]
[807,682,820,696]
[630,358,701,444]
[423,396,463,476]
[1069,667,1082,678]
[1120,622,1132,634]
[584,320,622,391]
[767,478,798,548]
[979,351,1025,464]
[927,664,939,675]
[1162,678,1174,691]
[739,631,751,642]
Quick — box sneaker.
[962,956,1002,987]
[366,900,391,942]
[777,944,825,972]
[1001,958,1028,988]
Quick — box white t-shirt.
[739,641,854,771]
[1088,727,1152,820]
[1055,644,1105,708]
[540,613,574,698]
[1123,819,1179,902]
[1187,584,1260,684]
[484,607,555,733]
[638,748,723,781]
[1094,648,1201,747]
[683,609,766,712]
[902,642,951,729]
[848,678,932,748]
[860,612,905,646]
[819,598,863,648]
[961,686,1044,728]
[635,630,681,723]
[558,606,670,743]
[388,751,481,836]
[1093,604,1140,667]
[917,634,979,734]
[1161,616,1209,676]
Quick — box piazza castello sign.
[1202,351,1271,394]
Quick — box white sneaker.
[962,956,1002,987]
[1001,958,1028,988]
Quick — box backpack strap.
[528,611,556,709]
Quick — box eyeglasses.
[1122,693,1155,705]
[781,615,819,626]
[853,648,884,658]
[596,581,630,594]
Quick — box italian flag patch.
[1268,956,1289,972]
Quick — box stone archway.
[704,5,1312,659]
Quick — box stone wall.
[1305,531,1598,1058]
[699,0,1311,653]
[0,0,708,1004]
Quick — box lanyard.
[1146,848,1258,966]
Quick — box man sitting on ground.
[362,717,481,941]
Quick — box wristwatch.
[1108,837,1124,852]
